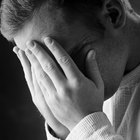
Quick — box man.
[1,0,140,139]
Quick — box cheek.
[97,49,126,99]
[71,50,86,75]
[71,45,92,77]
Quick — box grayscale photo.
[1,0,140,140]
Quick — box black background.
[1,35,47,140]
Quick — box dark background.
[1,35,47,140]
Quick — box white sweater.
[45,64,140,140]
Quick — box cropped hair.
[0,0,104,41]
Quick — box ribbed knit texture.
[66,112,123,140]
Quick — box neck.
[125,21,140,75]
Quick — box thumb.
[86,50,103,88]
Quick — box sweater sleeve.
[45,112,124,140]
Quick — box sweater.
[45,64,140,140]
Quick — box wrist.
[48,124,69,139]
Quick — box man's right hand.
[13,47,69,139]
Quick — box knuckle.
[39,70,46,80]
[43,62,55,72]
[59,55,70,65]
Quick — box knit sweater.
[45,64,140,140]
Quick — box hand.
[13,47,69,139]
[25,37,104,131]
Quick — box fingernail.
[26,41,35,49]
[44,37,52,45]
[25,48,32,55]
[13,47,18,54]
[88,50,96,60]
[13,48,17,55]
[13,47,21,59]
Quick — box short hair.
[0,0,104,41]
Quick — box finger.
[32,68,59,125]
[31,67,38,97]
[13,46,20,60]
[44,37,82,80]
[86,50,103,88]
[25,49,56,95]
[18,50,34,93]
[32,67,47,99]
[26,41,66,88]
[32,67,51,117]
[38,80,47,95]
[34,66,56,96]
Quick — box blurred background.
[1,35,47,140]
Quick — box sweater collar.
[120,64,140,87]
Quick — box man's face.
[14,5,128,100]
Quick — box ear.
[102,0,126,29]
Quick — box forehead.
[14,4,100,52]
[14,7,66,50]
